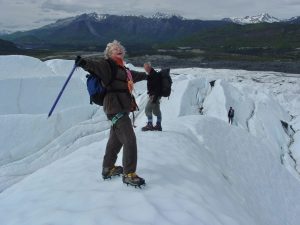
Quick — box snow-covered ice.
[0,55,300,225]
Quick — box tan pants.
[103,114,137,174]
[145,96,162,122]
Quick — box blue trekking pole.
[48,64,77,118]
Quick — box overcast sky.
[1,0,300,31]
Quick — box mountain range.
[0,12,299,58]
[0,39,21,53]
[0,13,228,51]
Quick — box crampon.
[102,166,123,180]
[123,173,146,188]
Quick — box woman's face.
[110,45,124,60]
[144,64,151,74]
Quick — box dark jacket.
[147,68,162,98]
[80,58,147,115]
[228,109,234,118]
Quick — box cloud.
[41,1,86,12]
[40,0,297,20]
[40,0,194,16]
[284,0,300,6]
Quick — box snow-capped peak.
[224,13,281,25]
[151,12,183,19]
[42,13,108,29]
[74,12,108,21]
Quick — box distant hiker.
[142,62,163,131]
[228,106,234,125]
[209,80,216,88]
[75,40,147,187]
[199,106,204,115]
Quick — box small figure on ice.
[228,106,235,125]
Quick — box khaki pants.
[103,114,137,174]
[145,96,161,122]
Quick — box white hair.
[144,62,151,67]
[104,40,126,59]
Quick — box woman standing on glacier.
[75,40,147,187]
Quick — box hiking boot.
[141,122,153,131]
[123,173,146,187]
[153,123,162,131]
[102,166,123,180]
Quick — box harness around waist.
[111,112,127,125]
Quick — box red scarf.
[111,57,125,68]
[111,57,134,93]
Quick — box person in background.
[75,40,147,187]
[142,62,163,131]
[228,106,235,125]
[199,106,204,115]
